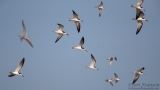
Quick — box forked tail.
[18,35,23,41]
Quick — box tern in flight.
[105,79,113,86]
[69,10,83,33]
[19,20,34,48]
[113,73,120,83]
[132,11,148,35]
[132,67,145,84]
[72,37,87,52]
[8,58,25,77]
[86,54,99,70]
[131,0,145,11]
[95,1,104,17]
[106,57,117,67]
[53,23,69,43]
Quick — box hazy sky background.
[0,0,160,90]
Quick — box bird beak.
[85,49,88,52]
[81,20,83,22]
[146,20,148,22]
[67,34,69,36]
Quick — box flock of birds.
[8,0,147,87]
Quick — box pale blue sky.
[0,0,160,90]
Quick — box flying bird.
[86,54,99,70]
[113,73,120,83]
[8,58,25,77]
[69,10,83,33]
[19,20,34,48]
[132,67,145,84]
[131,0,145,11]
[132,11,148,35]
[95,1,104,17]
[105,79,113,86]
[72,37,88,52]
[106,57,117,67]
[53,23,69,43]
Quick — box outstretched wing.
[55,33,63,43]
[136,20,143,35]
[132,73,140,84]
[15,58,25,72]
[22,20,27,36]
[90,54,96,67]
[72,10,78,18]
[78,37,84,47]
[75,21,80,33]
[57,23,64,31]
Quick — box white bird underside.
[96,1,104,17]
[53,23,69,43]
[86,54,98,70]
[72,37,87,52]
[114,73,120,83]
[106,79,113,86]
[107,57,117,67]
[132,67,145,84]
[8,58,25,77]
[70,10,82,33]
[19,20,34,48]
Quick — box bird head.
[19,73,24,77]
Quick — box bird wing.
[25,38,34,48]
[22,20,27,36]
[78,37,84,47]
[139,11,145,18]
[15,58,25,72]
[55,33,63,43]
[57,23,64,31]
[72,10,78,18]
[136,20,143,35]
[75,21,80,33]
[99,1,103,6]
[99,9,102,17]
[110,82,114,86]
[137,67,145,72]
[137,0,144,6]
[114,73,118,78]
[90,54,96,67]
[132,73,140,84]
[136,8,141,19]
[109,60,113,67]
[115,80,119,83]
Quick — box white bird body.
[113,73,120,83]
[132,11,148,35]
[69,10,83,33]
[8,58,25,77]
[107,57,117,67]
[19,20,34,48]
[132,67,145,84]
[86,54,99,70]
[53,23,69,43]
[95,1,104,17]
[131,0,145,11]
[72,37,88,52]
[105,79,113,86]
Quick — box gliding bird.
[19,20,34,48]
[8,58,25,77]
[69,10,83,33]
[53,23,69,43]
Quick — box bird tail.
[131,4,135,8]
[18,35,23,41]
[132,18,136,20]
[72,47,74,49]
